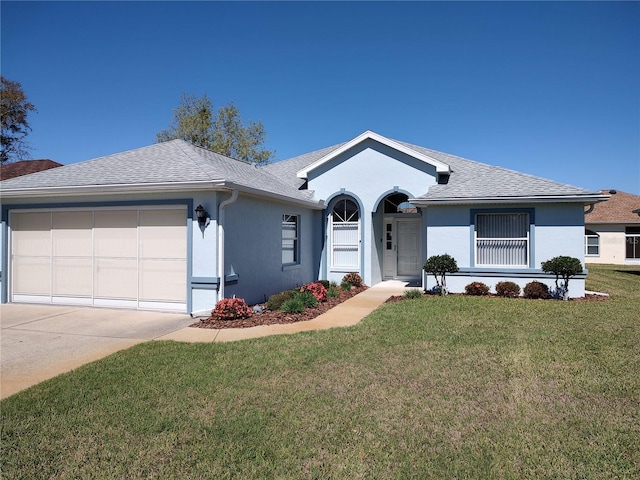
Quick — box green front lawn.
[2,265,639,479]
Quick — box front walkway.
[156,281,414,343]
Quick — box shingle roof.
[0,159,62,180]
[0,140,315,204]
[585,190,640,224]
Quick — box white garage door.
[10,207,187,312]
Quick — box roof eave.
[222,182,324,210]
[0,180,226,199]
[410,194,610,206]
[296,130,451,179]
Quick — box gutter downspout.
[217,190,239,302]
[584,203,595,215]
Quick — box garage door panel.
[52,211,93,257]
[12,213,52,256]
[12,257,51,295]
[52,258,92,296]
[139,209,186,259]
[94,258,137,300]
[139,260,187,302]
[94,210,137,258]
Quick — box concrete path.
[1,304,193,399]
[157,281,413,343]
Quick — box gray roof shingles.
[0,134,601,203]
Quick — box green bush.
[317,280,331,289]
[541,256,583,300]
[423,254,459,295]
[404,289,423,299]
[267,290,295,311]
[327,287,339,298]
[495,281,521,298]
[280,297,305,314]
[342,272,363,287]
[294,291,318,308]
[523,281,550,299]
[340,281,352,291]
[465,282,490,296]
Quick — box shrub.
[423,254,459,295]
[327,287,339,298]
[523,281,550,299]
[280,297,305,314]
[340,281,352,291]
[267,290,296,311]
[294,291,318,308]
[342,272,363,287]
[300,282,327,302]
[404,289,423,299]
[212,297,252,320]
[317,280,331,289]
[465,282,490,296]
[495,281,521,298]
[541,256,583,300]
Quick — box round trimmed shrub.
[267,290,296,311]
[342,272,363,287]
[465,282,490,296]
[212,297,252,320]
[495,281,521,298]
[523,281,550,299]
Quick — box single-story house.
[584,189,640,264]
[0,131,607,314]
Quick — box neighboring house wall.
[584,223,639,265]
[424,203,587,296]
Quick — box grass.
[2,264,639,479]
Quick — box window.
[475,213,529,266]
[331,198,360,269]
[282,214,299,265]
[585,229,600,256]
[626,226,640,260]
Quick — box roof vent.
[609,189,617,194]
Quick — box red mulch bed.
[192,286,368,329]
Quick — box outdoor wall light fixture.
[195,204,208,226]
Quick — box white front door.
[383,218,421,279]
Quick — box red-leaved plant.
[300,282,327,302]
[212,298,252,321]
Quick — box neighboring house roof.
[585,190,640,224]
[0,159,62,180]
[0,140,318,207]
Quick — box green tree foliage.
[541,256,583,300]
[156,93,274,165]
[423,254,459,295]
[1,76,37,164]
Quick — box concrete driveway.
[1,304,193,399]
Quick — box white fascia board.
[296,130,451,179]
[222,182,324,210]
[0,180,226,199]
[410,194,610,206]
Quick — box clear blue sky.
[2,1,639,194]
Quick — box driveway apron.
[1,304,193,399]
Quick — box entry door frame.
[383,215,422,280]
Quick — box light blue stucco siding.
[307,139,437,286]
[423,203,587,297]
[222,193,322,306]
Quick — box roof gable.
[295,130,451,180]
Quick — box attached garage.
[9,206,187,312]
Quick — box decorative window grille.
[475,213,529,266]
[331,199,360,269]
[282,214,299,265]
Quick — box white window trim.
[282,214,300,266]
[585,231,600,257]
